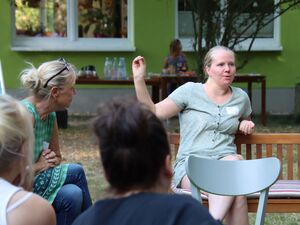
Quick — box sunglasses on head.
[43,58,70,88]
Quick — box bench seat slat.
[198,199,300,213]
[298,144,300,180]
[246,144,251,159]
[266,144,272,157]
[172,180,300,198]
[287,145,294,180]
[277,145,283,179]
[256,144,262,159]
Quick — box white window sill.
[11,38,136,52]
[180,38,282,52]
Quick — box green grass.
[58,119,109,200]
[59,115,300,225]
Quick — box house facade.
[0,0,300,116]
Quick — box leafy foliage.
[184,0,300,81]
[80,8,116,37]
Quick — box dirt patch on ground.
[59,116,108,201]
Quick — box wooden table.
[234,74,266,126]
[75,75,198,104]
[76,77,161,103]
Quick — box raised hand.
[132,56,146,80]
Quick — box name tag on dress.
[226,106,239,115]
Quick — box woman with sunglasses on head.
[0,94,56,225]
[20,58,92,225]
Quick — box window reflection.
[78,0,127,38]
[15,0,67,37]
[232,1,274,38]
[177,0,274,39]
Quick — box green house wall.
[0,0,300,89]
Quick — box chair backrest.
[185,156,281,225]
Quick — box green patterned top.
[21,99,69,204]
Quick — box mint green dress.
[169,82,252,187]
[21,99,69,204]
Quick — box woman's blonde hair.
[20,59,76,100]
[0,95,34,183]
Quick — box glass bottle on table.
[117,57,127,80]
[103,57,112,80]
[111,57,118,80]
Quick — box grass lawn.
[59,115,300,225]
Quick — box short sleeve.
[240,89,252,119]
[169,82,194,110]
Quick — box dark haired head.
[93,98,170,193]
[169,39,182,55]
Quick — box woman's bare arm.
[48,120,62,165]
[132,56,181,119]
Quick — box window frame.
[175,0,282,52]
[0,61,5,95]
[11,0,135,52]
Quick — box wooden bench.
[168,132,300,213]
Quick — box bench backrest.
[168,132,300,180]
[235,133,300,180]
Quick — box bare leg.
[225,196,249,225]
[182,175,235,220]
[181,154,249,225]
[208,194,235,221]
[180,175,191,189]
[219,154,249,225]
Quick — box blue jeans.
[52,163,92,225]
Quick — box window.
[12,0,134,51]
[176,0,282,51]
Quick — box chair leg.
[191,182,202,204]
[255,189,269,225]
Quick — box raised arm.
[132,56,181,119]
[132,56,155,111]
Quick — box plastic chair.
[185,156,281,225]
